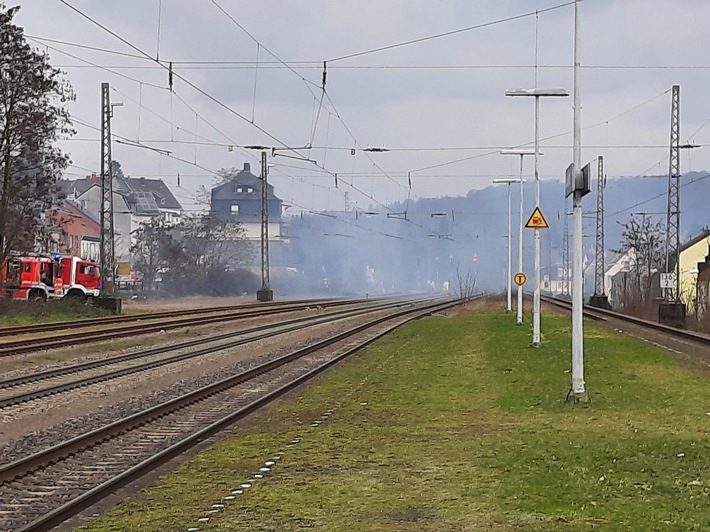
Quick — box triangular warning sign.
[525,207,549,229]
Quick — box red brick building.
[45,201,101,260]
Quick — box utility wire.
[28,37,710,71]
[208,0,319,90]
[58,0,309,161]
[410,89,672,174]
[27,37,166,90]
[26,34,146,60]
[327,1,575,62]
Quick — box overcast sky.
[12,0,710,214]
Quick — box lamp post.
[505,88,569,346]
[493,177,526,314]
[500,149,541,324]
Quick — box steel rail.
[542,294,710,345]
[13,300,460,532]
[0,298,367,358]
[0,297,340,338]
[0,298,424,407]
[0,298,457,484]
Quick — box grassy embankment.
[77,307,710,531]
[0,300,151,372]
[0,300,113,327]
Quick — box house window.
[247,187,254,193]
[231,204,240,214]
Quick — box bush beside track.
[76,308,710,531]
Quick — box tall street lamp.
[505,88,569,346]
[493,177,526,314]
[500,149,541,325]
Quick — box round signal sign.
[514,272,527,286]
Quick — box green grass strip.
[77,310,710,531]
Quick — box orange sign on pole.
[514,272,527,286]
[524,207,550,229]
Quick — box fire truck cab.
[57,255,101,301]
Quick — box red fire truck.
[56,255,101,301]
[1,253,101,302]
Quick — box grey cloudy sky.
[13,0,710,214]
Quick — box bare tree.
[130,219,184,290]
[0,4,74,257]
[455,267,477,301]
[182,215,253,270]
[613,215,665,306]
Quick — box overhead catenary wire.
[58,0,311,162]
[54,0,708,243]
[62,5,397,227]
[327,1,575,62]
[28,36,710,71]
[53,3,365,219]
[26,36,166,90]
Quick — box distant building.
[62,174,183,226]
[675,229,710,313]
[42,201,101,260]
[58,174,183,266]
[210,162,283,240]
[122,176,183,226]
[604,248,637,307]
[696,250,710,319]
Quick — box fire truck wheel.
[67,290,87,303]
[29,290,47,302]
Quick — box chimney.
[91,173,100,185]
[243,162,250,173]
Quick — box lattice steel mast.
[594,156,605,296]
[100,82,116,297]
[665,85,681,301]
[257,150,273,301]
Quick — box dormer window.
[247,187,254,193]
[236,186,243,193]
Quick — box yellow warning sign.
[525,207,549,229]
[514,272,527,286]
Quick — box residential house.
[72,186,134,264]
[604,248,637,308]
[59,174,183,268]
[210,162,283,241]
[696,251,710,318]
[44,201,101,261]
[675,229,710,314]
[122,176,183,226]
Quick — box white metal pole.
[570,0,586,398]
[506,182,513,312]
[533,95,541,347]
[517,155,524,324]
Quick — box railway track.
[0,298,423,408]
[0,297,337,338]
[0,297,370,357]
[542,294,710,346]
[0,297,461,532]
